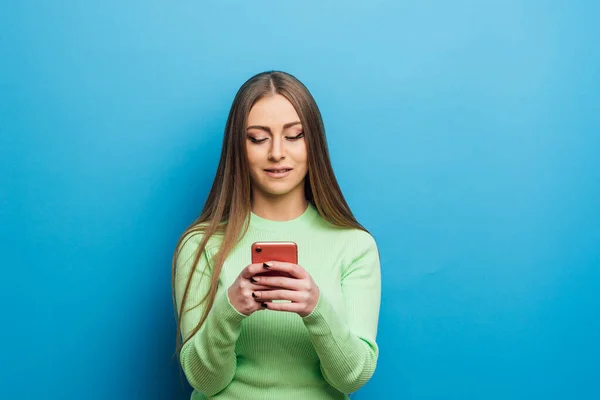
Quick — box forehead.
[247,94,300,127]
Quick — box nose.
[268,135,286,161]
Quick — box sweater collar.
[249,202,318,232]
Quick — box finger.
[250,275,303,290]
[252,290,305,302]
[262,261,307,279]
[259,301,271,310]
[238,277,272,291]
[240,263,268,279]
[262,301,306,314]
[248,282,275,291]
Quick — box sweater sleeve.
[301,233,381,394]
[174,233,247,397]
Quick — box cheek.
[291,143,308,166]
[245,147,261,169]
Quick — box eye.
[248,136,268,144]
[285,132,305,141]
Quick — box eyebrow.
[246,121,302,134]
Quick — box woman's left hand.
[250,261,320,317]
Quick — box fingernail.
[250,277,257,283]
[261,302,268,308]
[252,292,257,298]
[263,262,272,269]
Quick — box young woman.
[172,71,381,399]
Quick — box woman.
[172,71,381,399]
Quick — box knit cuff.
[301,292,340,337]
[210,289,248,327]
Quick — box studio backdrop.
[1,1,598,399]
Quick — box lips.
[264,168,292,172]
[264,168,293,178]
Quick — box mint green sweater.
[174,203,381,399]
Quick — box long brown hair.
[171,70,367,357]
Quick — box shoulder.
[347,228,377,246]
[174,225,225,278]
[176,224,224,258]
[334,228,380,279]
[344,229,379,259]
[316,218,378,250]
[312,218,379,262]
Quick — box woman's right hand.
[227,263,275,316]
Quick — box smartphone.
[251,241,297,277]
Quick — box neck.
[251,189,308,222]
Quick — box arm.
[174,233,247,396]
[302,234,381,394]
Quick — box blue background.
[1,1,599,399]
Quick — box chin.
[263,187,297,197]
[256,181,304,198]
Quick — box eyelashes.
[248,137,267,144]
[247,132,304,144]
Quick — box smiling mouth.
[264,168,292,172]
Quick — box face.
[245,94,308,201]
